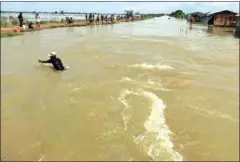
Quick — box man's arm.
[38,59,52,64]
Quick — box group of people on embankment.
[17,12,41,30]
[16,12,138,27]
[84,13,136,24]
[9,12,140,33]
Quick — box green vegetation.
[0,20,8,27]
[169,10,186,19]
[139,13,165,21]
[10,18,19,26]
[1,17,19,27]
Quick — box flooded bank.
[0,18,143,37]
[1,16,239,161]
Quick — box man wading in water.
[38,52,67,71]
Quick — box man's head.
[48,51,57,58]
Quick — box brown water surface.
[1,16,239,161]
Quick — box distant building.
[234,14,240,38]
[134,14,141,20]
[203,10,237,27]
[187,12,209,22]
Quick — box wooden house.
[203,10,237,27]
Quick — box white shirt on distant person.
[36,15,40,23]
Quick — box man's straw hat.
[48,51,57,57]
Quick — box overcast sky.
[1,2,239,14]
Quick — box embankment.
[1,18,153,37]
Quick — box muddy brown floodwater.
[1,16,239,161]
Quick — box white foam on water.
[72,87,82,92]
[37,153,45,161]
[188,105,238,123]
[118,89,183,161]
[92,56,98,59]
[147,78,171,91]
[133,38,173,44]
[118,89,133,131]
[119,35,131,38]
[119,77,133,82]
[128,63,175,70]
[118,77,170,92]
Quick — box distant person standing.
[105,15,108,22]
[85,13,88,22]
[35,13,40,28]
[88,13,91,23]
[101,14,104,24]
[189,16,194,29]
[189,16,194,24]
[89,13,93,23]
[111,14,114,22]
[96,15,100,24]
[93,14,95,22]
[18,12,23,27]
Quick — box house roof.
[203,10,238,23]
[191,12,204,15]
[189,12,209,16]
[209,10,237,16]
